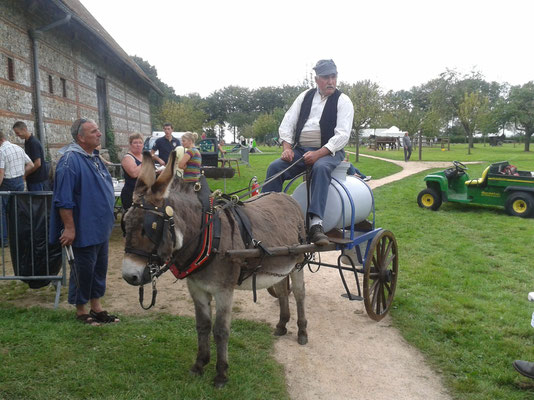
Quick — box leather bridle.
[124,197,177,309]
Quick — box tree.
[339,80,382,135]
[508,82,534,152]
[458,92,490,154]
[251,108,285,143]
[159,99,208,132]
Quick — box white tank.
[291,161,373,232]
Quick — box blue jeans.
[68,242,109,305]
[0,176,24,242]
[347,163,367,178]
[27,181,47,191]
[262,146,345,219]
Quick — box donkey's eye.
[141,228,146,237]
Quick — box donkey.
[122,151,308,388]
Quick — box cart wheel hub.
[421,194,434,207]
[513,199,527,214]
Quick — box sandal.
[76,313,100,326]
[90,309,120,324]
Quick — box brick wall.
[0,0,153,160]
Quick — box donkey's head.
[122,151,183,286]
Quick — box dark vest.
[294,88,341,148]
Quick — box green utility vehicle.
[417,161,534,218]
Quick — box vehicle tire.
[505,192,534,218]
[417,188,442,211]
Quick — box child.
[177,132,201,182]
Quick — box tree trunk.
[356,130,360,162]
[418,130,422,161]
[467,132,472,155]
[525,131,532,152]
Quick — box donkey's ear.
[151,149,177,197]
[133,151,156,199]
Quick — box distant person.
[177,132,201,183]
[120,133,144,211]
[50,118,119,325]
[0,129,34,245]
[347,163,371,182]
[12,121,48,191]
[151,123,181,166]
[403,131,412,161]
[218,139,227,155]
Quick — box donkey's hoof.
[298,334,308,345]
[190,364,204,376]
[274,327,287,336]
[214,376,228,389]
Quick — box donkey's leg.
[187,279,213,376]
[291,269,308,345]
[273,277,291,336]
[212,289,234,388]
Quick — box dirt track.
[36,156,470,399]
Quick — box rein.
[226,155,304,199]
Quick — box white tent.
[379,126,405,137]
[359,126,405,138]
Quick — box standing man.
[403,131,412,161]
[50,118,119,325]
[0,129,34,245]
[12,121,48,191]
[151,123,181,166]
[262,59,354,245]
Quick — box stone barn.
[0,0,160,160]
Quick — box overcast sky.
[80,0,533,97]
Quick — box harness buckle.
[194,181,202,192]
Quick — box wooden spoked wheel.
[363,230,398,321]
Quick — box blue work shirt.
[49,143,115,247]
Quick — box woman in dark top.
[120,133,143,211]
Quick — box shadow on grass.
[0,304,289,400]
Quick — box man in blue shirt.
[50,118,119,325]
[151,123,181,165]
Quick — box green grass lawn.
[377,167,534,399]
[208,146,402,194]
[353,142,534,165]
[0,305,288,400]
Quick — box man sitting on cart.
[262,59,354,246]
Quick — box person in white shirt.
[0,129,34,244]
[262,59,354,245]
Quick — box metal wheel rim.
[513,199,527,214]
[363,230,398,321]
[421,194,434,207]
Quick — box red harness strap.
[168,198,217,279]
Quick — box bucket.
[291,162,373,232]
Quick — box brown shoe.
[309,224,329,246]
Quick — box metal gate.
[0,191,66,308]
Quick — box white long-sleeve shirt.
[278,88,354,155]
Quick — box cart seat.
[464,166,490,186]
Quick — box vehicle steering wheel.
[453,160,468,172]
